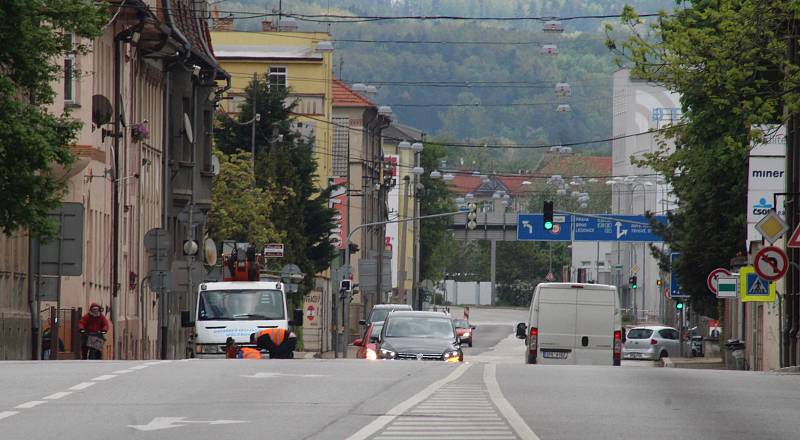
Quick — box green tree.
[606,2,799,316]
[214,77,337,290]
[419,141,455,281]
[0,0,105,236]
[207,150,284,246]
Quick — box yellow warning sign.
[739,266,776,302]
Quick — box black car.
[360,303,413,327]
[376,311,463,362]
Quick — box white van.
[515,283,622,366]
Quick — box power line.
[277,12,666,24]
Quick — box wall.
[0,231,30,359]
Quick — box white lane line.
[386,426,513,431]
[69,382,96,391]
[145,360,171,366]
[15,401,46,409]
[92,374,116,381]
[112,369,133,374]
[484,363,540,440]
[376,436,515,440]
[129,365,148,370]
[345,364,472,440]
[0,411,19,421]
[43,392,72,400]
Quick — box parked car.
[376,311,463,362]
[354,322,383,360]
[623,326,680,360]
[360,304,412,327]
[452,318,475,347]
[516,283,622,366]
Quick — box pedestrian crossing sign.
[739,266,776,302]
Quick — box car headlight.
[366,348,378,360]
[443,350,460,361]
[379,348,396,359]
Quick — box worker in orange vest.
[236,333,263,359]
[255,327,297,359]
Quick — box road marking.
[112,369,134,374]
[484,363,540,440]
[43,392,71,400]
[92,374,117,381]
[0,411,19,421]
[69,382,96,391]
[345,364,471,440]
[145,361,171,366]
[15,401,46,409]
[129,417,248,431]
[130,365,149,370]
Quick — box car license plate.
[542,351,568,360]
[631,353,641,358]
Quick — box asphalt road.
[1,306,797,440]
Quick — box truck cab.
[194,281,293,357]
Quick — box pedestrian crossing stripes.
[370,384,519,439]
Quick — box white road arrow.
[615,221,628,239]
[129,417,247,432]
[521,220,533,234]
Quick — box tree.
[0,0,105,236]
[419,141,455,281]
[214,77,337,290]
[605,2,799,316]
[207,150,284,246]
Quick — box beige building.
[2,0,227,360]
[330,80,392,346]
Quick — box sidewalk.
[297,346,359,359]
[661,356,725,369]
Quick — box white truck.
[189,243,303,358]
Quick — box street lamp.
[280,263,305,293]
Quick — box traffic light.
[543,200,554,231]
[466,202,478,230]
[675,300,684,310]
[628,276,638,290]
[656,279,663,287]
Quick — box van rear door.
[573,286,615,365]
[536,286,577,365]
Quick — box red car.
[453,319,475,347]
[354,322,383,359]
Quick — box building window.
[64,33,76,102]
[268,66,287,90]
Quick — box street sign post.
[739,266,776,302]
[263,243,284,258]
[670,252,688,298]
[787,223,800,248]
[716,275,738,299]
[517,214,571,241]
[573,215,666,242]
[706,268,733,295]
[754,211,788,244]
[753,245,788,281]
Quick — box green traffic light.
[676,302,684,310]
[544,220,554,230]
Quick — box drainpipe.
[112,34,122,360]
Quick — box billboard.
[747,125,786,245]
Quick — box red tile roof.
[332,79,374,108]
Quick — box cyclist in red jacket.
[79,303,109,359]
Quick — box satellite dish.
[205,238,218,266]
[211,156,220,176]
[92,95,113,126]
[183,113,194,143]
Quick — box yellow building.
[210,22,334,184]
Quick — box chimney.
[211,7,234,32]
[261,20,275,32]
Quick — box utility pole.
[397,176,410,305]
[786,15,799,368]
[250,72,257,170]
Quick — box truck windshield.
[198,289,285,321]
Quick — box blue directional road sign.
[670,252,688,298]
[573,215,666,242]
[517,214,572,241]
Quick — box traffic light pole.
[337,209,463,358]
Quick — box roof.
[332,79,374,108]
[383,123,424,143]
[213,44,322,60]
[537,155,612,177]
[167,0,226,78]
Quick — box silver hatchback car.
[623,326,680,360]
